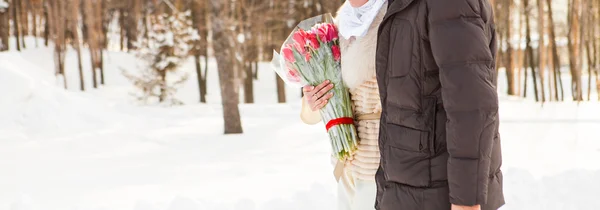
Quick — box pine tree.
[123,11,197,105]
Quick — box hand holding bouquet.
[271,14,358,161]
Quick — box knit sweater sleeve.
[300,96,322,125]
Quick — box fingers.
[312,98,328,111]
[311,92,334,111]
[302,85,314,94]
[303,85,316,105]
[309,80,333,100]
[315,83,334,99]
[305,80,334,110]
[312,80,331,94]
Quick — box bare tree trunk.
[99,50,105,85]
[276,23,287,103]
[547,0,563,101]
[71,0,85,91]
[587,41,593,101]
[32,6,38,47]
[12,0,21,51]
[546,32,555,101]
[119,9,125,51]
[276,76,286,103]
[568,0,577,101]
[210,0,243,134]
[596,66,600,101]
[542,0,555,101]
[195,54,208,103]
[496,33,504,81]
[542,0,553,101]
[595,0,600,100]
[537,0,546,102]
[43,4,49,46]
[101,0,109,49]
[19,0,27,35]
[263,0,291,103]
[92,14,100,88]
[48,0,67,89]
[524,0,539,101]
[516,7,524,95]
[125,0,141,51]
[57,50,67,89]
[578,0,587,101]
[200,59,208,103]
[505,0,516,95]
[18,0,25,49]
[80,0,88,41]
[527,30,539,101]
[0,5,9,51]
[596,69,600,100]
[60,22,68,89]
[84,0,102,88]
[494,0,503,75]
[585,1,595,101]
[191,0,209,103]
[98,1,106,85]
[523,50,528,97]
[568,0,583,101]
[253,61,258,79]
[590,0,600,101]
[159,69,167,102]
[202,53,208,102]
[243,61,254,103]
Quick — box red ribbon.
[325,117,354,131]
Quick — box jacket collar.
[382,0,416,23]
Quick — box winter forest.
[1,0,600,210]
[0,0,350,134]
[1,0,600,133]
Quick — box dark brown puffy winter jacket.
[374,0,504,209]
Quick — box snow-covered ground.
[1,38,600,210]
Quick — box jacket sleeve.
[300,96,322,125]
[427,0,499,206]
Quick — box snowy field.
[1,38,600,210]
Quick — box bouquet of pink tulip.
[271,14,358,161]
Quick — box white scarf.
[337,0,387,39]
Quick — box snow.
[0,0,8,10]
[1,37,600,210]
[286,19,296,29]
[237,34,245,44]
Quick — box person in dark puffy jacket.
[374,0,504,209]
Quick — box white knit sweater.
[301,5,386,182]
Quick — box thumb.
[303,85,314,91]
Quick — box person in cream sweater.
[301,0,387,209]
